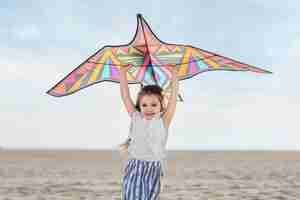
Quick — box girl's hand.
[171,65,178,77]
[120,64,132,74]
[119,67,126,75]
[162,65,179,129]
[119,64,136,115]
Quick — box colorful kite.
[47,14,272,99]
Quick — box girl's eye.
[151,104,157,107]
[141,104,147,107]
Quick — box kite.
[47,14,272,99]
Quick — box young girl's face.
[139,94,162,120]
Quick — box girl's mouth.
[145,113,155,117]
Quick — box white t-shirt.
[127,111,169,177]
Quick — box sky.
[1,0,299,150]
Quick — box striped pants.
[122,158,163,200]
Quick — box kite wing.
[46,45,147,97]
[152,44,272,82]
[47,14,272,97]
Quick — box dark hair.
[135,85,164,112]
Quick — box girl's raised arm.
[162,67,179,129]
[119,66,136,116]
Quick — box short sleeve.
[128,111,140,139]
[130,110,140,119]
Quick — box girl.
[118,66,178,200]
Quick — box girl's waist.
[126,157,166,178]
[128,153,165,162]
[128,157,162,164]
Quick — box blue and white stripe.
[122,158,162,200]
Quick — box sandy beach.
[0,150,300,199]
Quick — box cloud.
[12,24,41,40]
[168,92,300,150]
[287,36,300,58]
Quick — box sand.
[0,150,300,199]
